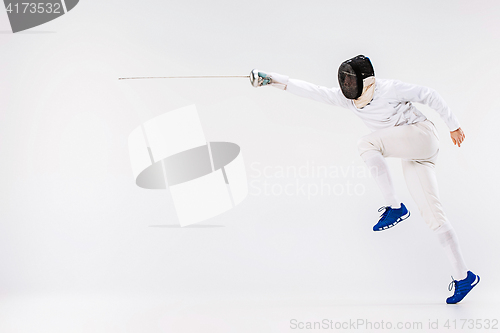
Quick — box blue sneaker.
[372,203,410,231]
[446,271,480,304]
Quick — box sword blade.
[118,75,250,80]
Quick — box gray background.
[1,0,499,332]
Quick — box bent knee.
[357,135,380,158]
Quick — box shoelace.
[448,276,457,292]
[378,206,391,219]
[448,276,471,294]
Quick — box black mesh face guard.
[338,55,375,99]
[338,63,359,99]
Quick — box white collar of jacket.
[354,76,376,109]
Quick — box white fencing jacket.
[271,73,460,132]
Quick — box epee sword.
[118,75,249,80]
[118,69,285,89]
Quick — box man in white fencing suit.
[251,55,479,304]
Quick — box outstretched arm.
[251,69,350,108]
[286,78,350,108]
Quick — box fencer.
[252,55,479,304]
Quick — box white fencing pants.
[357,120,468,279]
[358,120,445,231]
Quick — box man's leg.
[357,120,440,208]
[401,158,468,280]
[358,120,477,302]
[401,156,478,304]
[360,151,400,208]
[357,121,439,230]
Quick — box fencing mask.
[338,55,375,99]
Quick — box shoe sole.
[376,211,410,231]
